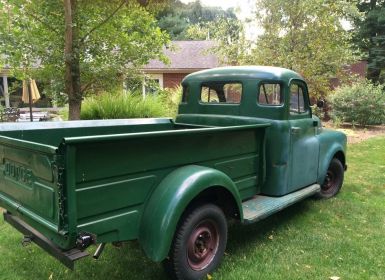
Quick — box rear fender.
[138,165,242,262]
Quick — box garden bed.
[324,123,385,143]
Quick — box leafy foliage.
[353,0,385,83]
[245,0,358,99]
[156,0,237,40]
[329,79,385,126]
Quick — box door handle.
[291,127,301,134]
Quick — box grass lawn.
[0,137,384,280]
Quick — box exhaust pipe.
[93,243,106,259]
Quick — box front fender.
[317,129,347,184]
[138,165,242,262]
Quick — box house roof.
[143,41,221,72]
[0,57,41,76]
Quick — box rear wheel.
[316,158,344,199]
[164,204,227,280]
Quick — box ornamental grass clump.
[329,80,385,126]
[158,86,183,118]
[80,91,168,120]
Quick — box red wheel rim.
[187,219,219,271]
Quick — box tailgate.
[0,135,90,268]
[0,135,62,238]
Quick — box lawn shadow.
[72,241,169,280]
[225,199,312,255]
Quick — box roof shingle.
[143,40,220,70]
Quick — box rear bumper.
[3,211,89,269]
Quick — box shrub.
[158,86,183,118]
[80,91,168,120]
[329,79,385,126]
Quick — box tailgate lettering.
[4,160,34,185]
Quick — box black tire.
[163,204,228,280]
[316,158,344,199]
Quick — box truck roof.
[182,66,304,84]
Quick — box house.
[330,61,367,89]
[141,40,221,94]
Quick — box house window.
[258,83,282,106]
[144,78,160,95]
[142,74,164,96]
[200,82,242,104]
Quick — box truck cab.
[177,66,346,198]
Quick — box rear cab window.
[200,82,242,104]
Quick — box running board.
[242,184,320,224]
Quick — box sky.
[179,0,255,20]
[180,0,244,10]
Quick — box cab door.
[288,80,319,193]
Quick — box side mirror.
[316,100,324,108]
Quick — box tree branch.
[80,0,128,44]
[28,11,61,35]
[11,3,61,35]
[80,80,95,94]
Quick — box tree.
[0,0,169,119]
[246,0,358,98]
[156,0,237,40]
[354,0,385,83]
[186,17,249,65]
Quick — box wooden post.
[2,75,10,108]
[28,81,33,122]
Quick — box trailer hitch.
[76,234,94,250]
[4,212,89,269]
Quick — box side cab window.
[258,83,283,106]
[289,82,309,115]
[181,85,189,103]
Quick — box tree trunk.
[64,0,82,120]
[367,63,381,83]
[370,0,377,10]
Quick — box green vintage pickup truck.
[0,66,347,280]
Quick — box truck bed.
[0,118,269,254]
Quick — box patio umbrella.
[22,79,41,121]
[22,79,40,103]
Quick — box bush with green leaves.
[80,91,169,120]
[329,80,385,126]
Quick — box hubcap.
[187,220,219,271]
